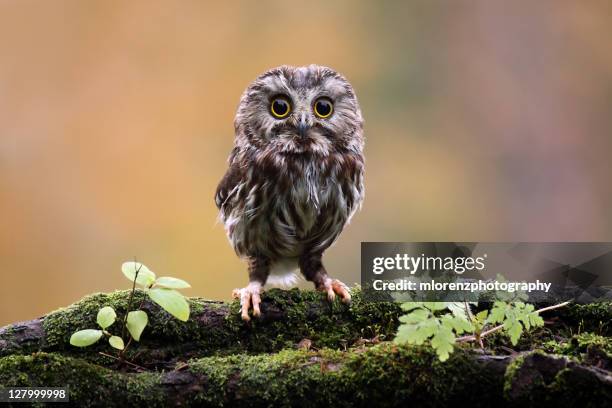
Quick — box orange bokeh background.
[2,1,611,325]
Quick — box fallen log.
[0,289,610,407]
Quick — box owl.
[215,65,364,321]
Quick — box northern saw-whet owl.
[215,65,364,321]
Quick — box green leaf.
[70,329,103,347]
[504,320,523,345]
[394,324,418,345]
[431,327,455,362]
[475,310,489,322]
[441,315,474,334]
[108,336,125,350]
[446,302,469,320]
[487,302,507,324]
[423,302,446,311]
[398,308,430,324]
[148,288,190,321]
[155,276,191,289]
[400,302,424,312]
[121,261,156,287]
[529,313,544,328]
[126,310,148,341]
[394,319,438,346]
[412,319,439,345]
[96,306,116,329]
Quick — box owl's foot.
[319,278,351,304]
[232,282,262,321]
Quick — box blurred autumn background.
[1,0,611,325]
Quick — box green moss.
[503,350,612,406]
[557,302,612,335]
[188,343,503,407]
[30,288,401,367]
[42,290,224,349]
[0,352,163,408]
[503,354,527,396]
[233,288,401,352]
[32,290,611,363]
[1,345,505,407]
[541,332,612,363]
[547,364,612,405]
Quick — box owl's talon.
[252,292,262,317]
[332,279,351,304]
[327,288,336,302]
[233,282,262,321]
[319,278,351,304]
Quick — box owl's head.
[234,65,363,156]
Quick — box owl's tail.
[266,258,301,289]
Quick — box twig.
[99,352,146,372]
[499,345,517,355]
[456,300,571,343]
[534,301,572,315]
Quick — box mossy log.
[0,288,402,366]
[1,289,611,407]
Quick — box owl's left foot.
[319,278,351,304]
[232,282,262,321]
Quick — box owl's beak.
[297,121,310,138]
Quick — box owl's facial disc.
[236,65,363,155]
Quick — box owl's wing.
[214,162,244,211]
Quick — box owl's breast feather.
[221,151,363,259]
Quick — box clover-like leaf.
[121,261,156,287]
[148,288,190,321]
[155,276,191,289]
[108,336,125,350]
[70,329,103,347]
[126,310,149,341]
[96,306,116,329]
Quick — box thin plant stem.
[99,352,146,372]
[456,300,571,343]
[121,260,141,341]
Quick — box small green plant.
[394,300,569,361]
[394,302,474,361]
[70,261,191,360]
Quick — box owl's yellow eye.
[270,96,291,119]
[313,97,334,119]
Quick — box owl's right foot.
[232,282,262,321]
